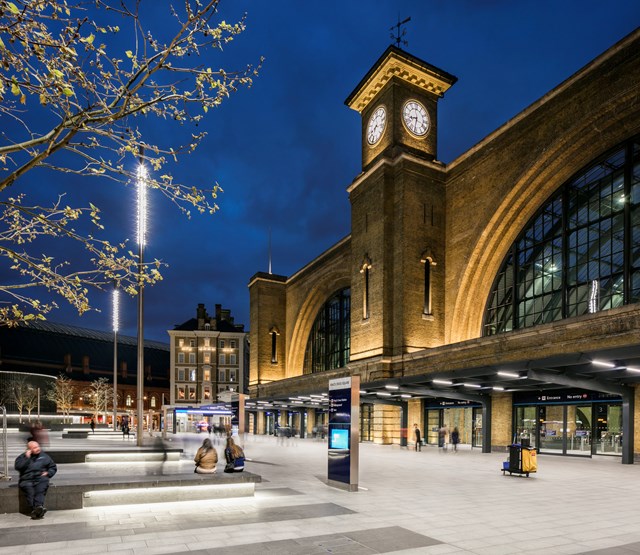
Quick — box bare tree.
[0,0,261,325]
[45,373,75,423]
[12,375,31,423]
[23,386,38,422]
[86,377,111,422]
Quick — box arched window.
[420,249,437,316]
[484,137,640,335]
[269,327,279,364]
[360,256,372,320]
[303,288,351,374]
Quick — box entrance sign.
[328,375,359,491]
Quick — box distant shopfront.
[424,399,483,448]
[169,404,233,434]
[513,390,622,457]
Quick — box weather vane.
[390,15,411,48]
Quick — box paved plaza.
[1,432,640,554]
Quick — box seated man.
[14,440,57,519]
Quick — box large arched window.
[484,137,640,335]
[303,288,351,374]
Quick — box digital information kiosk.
[327,376,359,491]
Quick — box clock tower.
[345,45,457,171]
[346,47,456,368]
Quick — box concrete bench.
[48,449,183,464]
[61,430,89,439]
[0,471,261,513]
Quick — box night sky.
[5,1,640,342]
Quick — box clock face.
[402,100,430,137]
[366,106,387,145]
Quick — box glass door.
[426,410,441,445]
[594,403,622,455]
[360,403,373,442]
[514,406,537,449]
[567,405,591,455]
[539,405,564,453]
[264,412,274,435]
[472,408,483,448]
[537,404,593,457]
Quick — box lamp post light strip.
[112,288,119,432]
[136,162,147,447]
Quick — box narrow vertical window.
[360,255,372,320]
[270,327,279,363]
[421,249,437,316]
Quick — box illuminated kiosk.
[327,376,360,491]
[164,403,233,434]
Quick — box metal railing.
[0,405,9,480]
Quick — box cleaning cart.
[501,443,537,477]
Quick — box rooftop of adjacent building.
[172,303,246,333]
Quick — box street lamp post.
[112,287,119,431]
[136,162,147,447]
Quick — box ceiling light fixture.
[592,360,616,368]
[497,371,520,378]
[433,379,453,385]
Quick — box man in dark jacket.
[14,440,57,519]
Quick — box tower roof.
[345,45,457,113]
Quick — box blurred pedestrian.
[439,425,449,451]
[224,437,245,473]
[194,438,218,474]
[413,423,422,452]
[14,440,57,520]
[29,421,49,447]
[90,418,95,434]
[451,427,460,452]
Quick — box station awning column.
[400,402,408,447]
[481,398,492,454]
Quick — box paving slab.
[2,432,640,554]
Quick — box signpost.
[327,376,359,491]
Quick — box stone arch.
[448,96,640,343]
[286,273,351,378]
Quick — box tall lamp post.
[112,287,119,431]
[136,162,147,447]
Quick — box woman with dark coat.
[451,427,460,451]
[224,437,245,472]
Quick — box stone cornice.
[347,152,446,195]
[345,47,456,114]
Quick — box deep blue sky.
[6,1,640,342]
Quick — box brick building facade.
[249,31,640,462]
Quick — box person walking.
[90,418,96,434]
[194,438,218,474]
[413,423,422,451]
[224,437,245,473]
[14,440,57,519]
[451,427,460,452]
